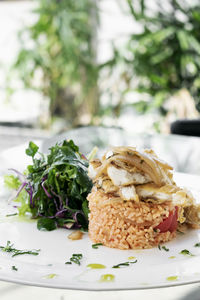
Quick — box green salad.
[4,140,93,231]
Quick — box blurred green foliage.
[121,0,200,114]
[9,0,200,129]
[12,0,99,127]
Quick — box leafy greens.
[5,140,93,231]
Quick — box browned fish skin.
[184,204,200,226]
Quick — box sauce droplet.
[167,276,178,281]
[87,263,106,269]
[99,274,115,282]
[169,256,176,259]
[43,273,57,279]
[128,256,136,260]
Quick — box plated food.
[88,146,200,249]
[5,140,200,251]
[4,140,92,231]
[3,135,200,291]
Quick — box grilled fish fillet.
[107,165,151,186]
[88,146,200,227]
[136,183,179,203]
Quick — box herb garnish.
[158,245,169,251]
[6,213,18,217]
[0,241,40,257]
[112,260,137,268]
[12,266,18,271]
[194,243,200,247]
[65,254,83,265]
[92,243,103,249]
[162,246,169,252]
[179,249,194,256]
[5,140,92,231]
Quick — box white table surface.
[0,280,199,300]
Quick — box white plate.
[0,172,200,291]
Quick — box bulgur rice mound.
[88,188,176,249]
[87,146,200,250]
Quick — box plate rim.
[0,273,200,291]
[0,171,200,291]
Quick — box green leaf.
[177,30,189,50]
[150,47,173,65]
[37,218,57,231]
[82,200,89,220]
[188,36,200,55]
[8,139,92,231]
[4,175,21,190]
[25,142,39,158]
[179,249,194,256]
[76,213,88,231]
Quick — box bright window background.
[0,2,42,125]
[0,1,155,133]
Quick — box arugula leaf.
[37,218,57,231]
[25,141,39,158]
[82,200,89,220]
